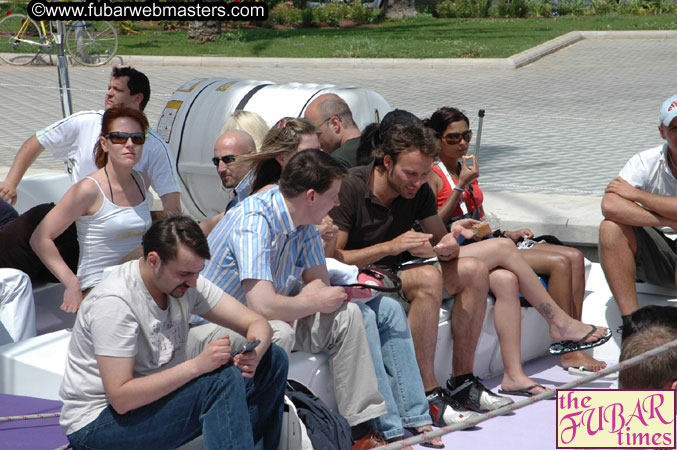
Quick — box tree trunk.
[187,0,222,43]
[187,21,222,43]
[382,0,418,19]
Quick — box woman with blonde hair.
[220,110,269,153]
[31,105,152,313]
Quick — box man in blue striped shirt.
[201,149,388,444]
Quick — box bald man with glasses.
[213,130,256,191]
[200,130,256,236]
[304,94,362,168]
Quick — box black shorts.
[633,226,677,289]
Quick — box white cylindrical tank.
[157,78,392,220]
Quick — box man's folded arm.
[602,192,674,228]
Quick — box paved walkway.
[1,36,676,246]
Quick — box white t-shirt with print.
[619,143,677,237]
[36,110,180,197]
[58,259,222,436]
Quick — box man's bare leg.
[439,257,515,413]
[417,257,488,424]
[400,264,444,391]
[599,219,640,316]
[440,257,489,376]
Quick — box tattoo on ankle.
[538,303,554,319]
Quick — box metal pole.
[474,109,485,160]
[54,21,72,118]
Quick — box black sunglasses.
[443,130,473,145]
[212,155,237,167]
[106,131,145,145]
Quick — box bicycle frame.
[3,15,118,67]
[11,18,52,49]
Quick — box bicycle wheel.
[66,20,118,67]
[0,14,42,66]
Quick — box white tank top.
[76,173,151,289]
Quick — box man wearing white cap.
[599,94,677,335]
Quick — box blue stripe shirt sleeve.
[203,199,276,304]
[300,226,326,270]
[232,210,273,283]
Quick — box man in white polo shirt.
[0,66,181,213]
[599,94,677,333]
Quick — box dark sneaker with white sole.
[426,387,482,427]
[446,375,514,413]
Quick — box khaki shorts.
[633,226,677,289]
[382,260,453,314]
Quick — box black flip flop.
[549,325,612,355]
[404,427,445,449]
[498,384,555,399]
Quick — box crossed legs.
[522,244,606,371]
[459,238,608,343]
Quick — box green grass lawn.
[1,0,675,60]
[114,15,677,59]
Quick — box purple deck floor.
[0,393,67,450]
[0,354,618,450]
[417,354,619,450]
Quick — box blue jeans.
[359,295,431,440]
[68,345,288,450]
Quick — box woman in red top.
[425,106,606,374]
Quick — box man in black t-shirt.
[330,122,511,426]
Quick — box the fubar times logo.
[556,390,676,449]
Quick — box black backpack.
[285,380,353,450]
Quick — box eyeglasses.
[106,131,145,145]
[212,155,237,167]
[318,115,341,128]
[443,130,473,145]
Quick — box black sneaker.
[446,375,514,413]
[426,387,482,427]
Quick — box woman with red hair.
[31,104,152,313]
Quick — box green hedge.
[432,0,676,18]
[268,0,380,26]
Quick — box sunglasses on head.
[106,131,145,145]
[212,155,237,167]
[443,130,473,145]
